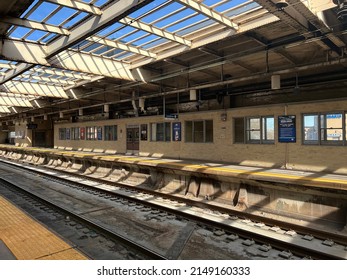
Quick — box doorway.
[126,126,139,154]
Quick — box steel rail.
[0,176,166,260]
[0,159,346,259]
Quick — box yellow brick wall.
[54,99,347,173]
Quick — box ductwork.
[333,0,347,21]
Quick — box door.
[126,126,139,153]
[32,130,53,148]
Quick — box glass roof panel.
[215,1,250,13]
[83,42,104,52]
[108,26,137,40]
[130,0,169,21]
[132,34,164,47]
[25,30,48,41]
[149,3,187,27]
[62,12,88,28]
[26,1,59,22]
[225,2,259,18]
[45,7,77,25]
[166,14,207,33]
[21,0,39,18]
[141,38,167,50]
[93,46,113,55]
[41,33,58,43]
[176,19,214,36]
[8,26,31,39]
[98,22,123,37]
[120,30,148,44]
[103,49,125,57]
[202,0,221,5]
[94,0,110,7]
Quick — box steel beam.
[46,0,149,58]
[176,0,238,30]
[121,17,192,46]
[2,81,68,98]
[45,0,102,15]
[0,39,154,82]
[87,36,157,58]
[0,95,33,107]
[0,16,70,35]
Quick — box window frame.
[104,125,118,141]
[59,128,66,140]
[71,127,80,140]
[303,112,346,146]
[185,120,213,143]
[244,116,275,144]
[150,122,171,142]
[86,126,97,141]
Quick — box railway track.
[0,158,346,259]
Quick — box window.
[66,128,70,140]
[104,125,117,141]
[185,120,213,143]
[234,118,245,143]
[303,113,345,145]
[59,128,66,140]
[234,116,274,144]
[86,126,97,140]
[151,122,171,141]
[321,114,343,144]
[71,127,80,140]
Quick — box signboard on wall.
[27,123,38,129]
[97,127,102,140]
[172,122,181,141]
[80,127,85,140]
[278,115,296,143]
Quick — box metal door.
[126,127,139,152]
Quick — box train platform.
[0,144,347,236]
[0,194,88,260]
[0,144,347,191]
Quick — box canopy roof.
[0,0,346,120]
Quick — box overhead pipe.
[131,90,138,117]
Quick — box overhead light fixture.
[78,108,83,116]
[139,98,145,110]
[274,0,288,11]
[271,74,281,90]
[190,89,197,101]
